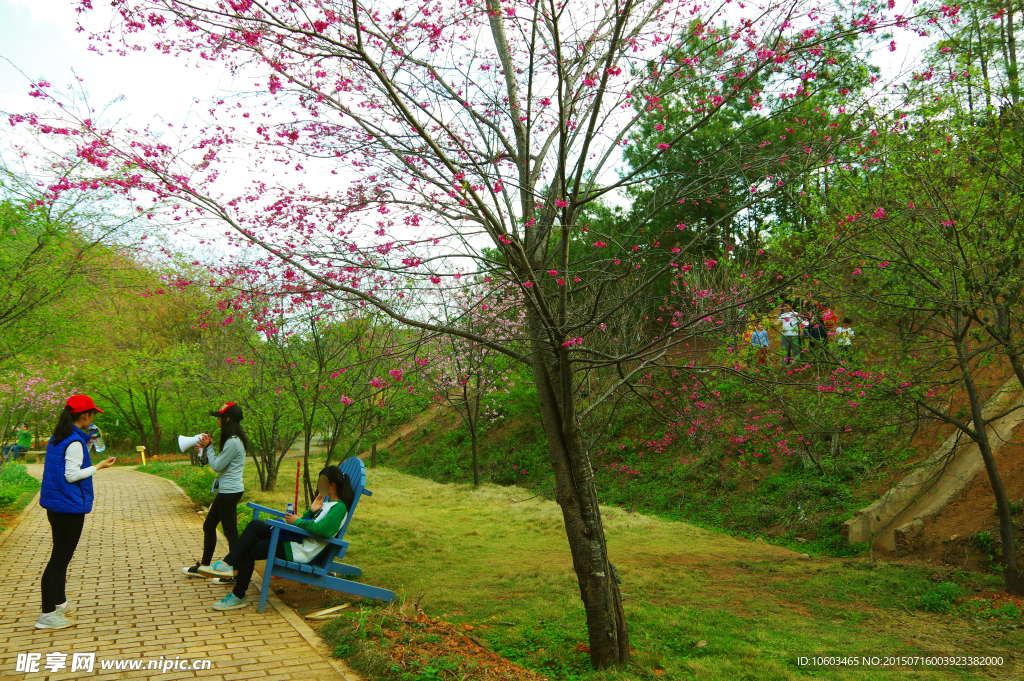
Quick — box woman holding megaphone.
[181,402,248,581]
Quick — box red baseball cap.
[66,395,104,414]
[209,402,243,421]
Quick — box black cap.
[210,402,244,422]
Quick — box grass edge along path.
[135,461,1024,681]
[0,463,41,532]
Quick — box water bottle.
[89,424,107,453]
[286,502,294,515]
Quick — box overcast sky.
[2,0,929,135]
[0,0,931,244]
[0,0,239,130]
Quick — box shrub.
[919,582,964,613]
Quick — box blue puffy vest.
[40,426,94,514]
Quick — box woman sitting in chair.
[201,465,353,611]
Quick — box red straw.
[294,460,301,512]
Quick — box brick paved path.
[0,466,354,680]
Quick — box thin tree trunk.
[956,333,1023,594]
[472,372,480,487]
[1008,5,1019,104]
[526,316,628,667]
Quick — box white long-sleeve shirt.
[64,441,97,483]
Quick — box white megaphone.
[178,434,205,452]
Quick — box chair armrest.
[266,518,348,547]
[248,502,287,519]
[361,489,373,496]
[266,518,313,538]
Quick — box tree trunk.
[956,337,1023,595]
[303,445,312,510]
[472,373,480,487]
[526,317,628,667]
[370,441,377,469]
[470,424,478,487]
[1007,6,1019,104]
[265,459,279,491]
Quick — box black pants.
[223,519,290,599]
[41,511,85,614]
[202,491,243,565]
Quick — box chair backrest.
[306,457,367,572]
[336,457,367,542]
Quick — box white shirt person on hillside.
[778,302,804,365]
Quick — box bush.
[136,461,218,507]
[0,463,41,516]
[919,582,964,613]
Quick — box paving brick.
[0,466,351,679]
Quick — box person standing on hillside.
[778,302,803,365]
[835,317,855,362]
[749,321,770,366]
[36,396,116,630]
[181,402,248,582]
[805,312,828,359]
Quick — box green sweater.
[16,430,31,448]
[283,498,349,563]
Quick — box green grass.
[0,462,41,530]
[315,467,1022,680]
[131,456,1023,679]
[378,368,885,560]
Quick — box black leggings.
[202,491,243,565]
[41,511,85,614]
[223,519,290,600]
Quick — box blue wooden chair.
[246,456,395,613]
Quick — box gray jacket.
[203,436,245,494]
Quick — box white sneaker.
[36,611,76,630]
[182,561,208,578]
[57,600,76,617]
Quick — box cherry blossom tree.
[0,366,79,469]
[15,0,923,664]
[426,281,525,485]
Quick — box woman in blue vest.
[36,395,116,630]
